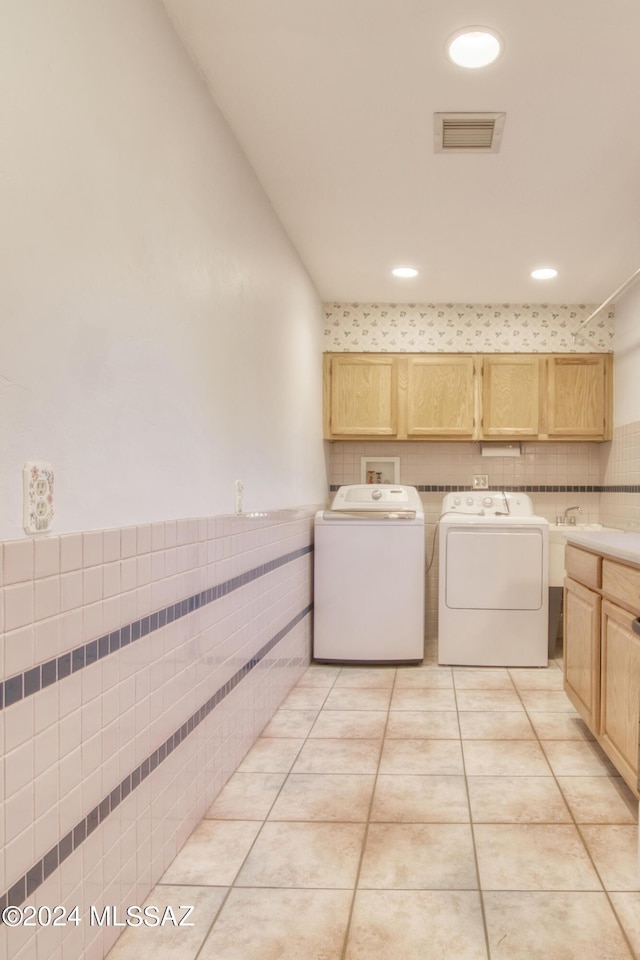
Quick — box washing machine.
[313,484,425,663]
[438,491,549,667]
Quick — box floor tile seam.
[519,690,618,809]
[574,820,640,898]
[453,682,518,694]
[464,771,619,782]
[322,707,391,713]
[477,883,607,892]
[538,739,626,782]
[192,885,233,960]
[546,771,626,779]
[193,671,343,953]
[199,667,342,946]
[231,881,364,892]
[470,818,574,825]
[452,677,493,960]
[507,661,565,695]
[517,672,638,954]
[355,883,481,892]
[362,815,472,823]
[180,880,497,891]
[251,664,373,960]
[200,809,638,825]
[338,666,399,960]
[461,736,558,746]
[514,673,621,834]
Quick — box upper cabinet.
[323,352,612,442]
[546,354,610,439]
[482,356,540,438]
[405,355,476,438]
[324,354,398,437]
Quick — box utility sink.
[548,524,611,586]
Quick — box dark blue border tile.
[24,667,41,697]
[5,675,23,707]
[0,539,314,828]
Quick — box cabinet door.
[482,356,539,437]
[547,355,610,439]
[406,356,476,437]
[563,576,601,732]
[325,355,397,437]
[600,600,640,794]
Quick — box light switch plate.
[23,462,54,533]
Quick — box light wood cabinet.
[482,356,540,437]
[324,354,398,437]
[323,352,474,440]
[600,600,640,790]
[405,355,475,438]
[547,354,610,440]
[563,545,640,797]
[564,576,601,732]
[323,352,612,442]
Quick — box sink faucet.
[562,505,583,525]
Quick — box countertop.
[564,529,640,567]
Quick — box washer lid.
[321,509,417,521]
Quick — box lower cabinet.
[600,600,640,791]
[563,549,640,798]
[564,577,601,733]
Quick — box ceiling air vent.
[434,112,506,153]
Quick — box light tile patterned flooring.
[107,645,640,960]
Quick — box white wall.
[612,281,640,426]
[0,0,327,541]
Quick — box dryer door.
[444,526,544,610]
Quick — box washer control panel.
[442,491,535,517]
[330,484,424,513]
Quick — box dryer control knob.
[482,497,493,507]
[466,497,474,506]
[454,497,461,505]
[371,489,382,500]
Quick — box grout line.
[191,664,339,960]
[0,544,313,711]
[453,668,493,960]
[166,653,638,960]
[0,606,313,914]
[510,660,640,960]
[338,667,397,960]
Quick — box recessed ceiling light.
[447,27,503,68]
[531,267,558,280]
[392,266,419,278]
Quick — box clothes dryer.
[438,491,548,666]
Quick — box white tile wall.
[0,507,317,960]
[601,420,640,531]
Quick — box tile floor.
[107,644,640,960]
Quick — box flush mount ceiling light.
[531,267,558,280]
[392,266,419,278]
[447,26,503,68]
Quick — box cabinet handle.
[632,618,640,637]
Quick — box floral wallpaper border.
[323,303,614,353]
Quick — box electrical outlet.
[472,474,489,490]
[23,462,54,533]
[235,480,244,514]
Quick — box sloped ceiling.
[162,0,640,304]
